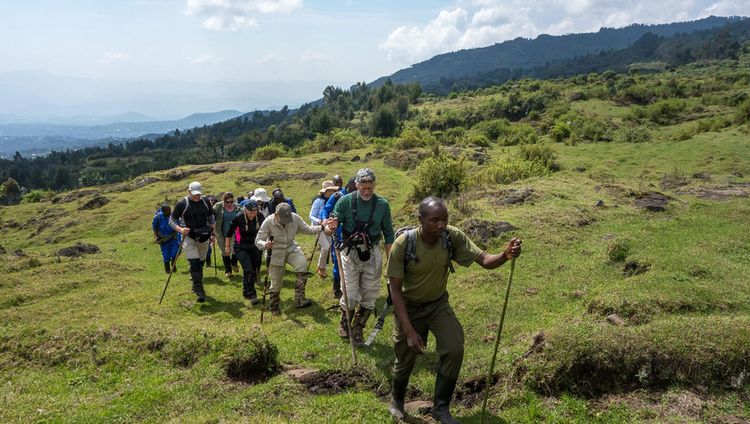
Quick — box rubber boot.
[171,262,177,273]
[269,291,281,315]
[164,261,171,274]
[190,271,206,303]
[294,272,312,308]
[338,306,353,339]
[388,376,410,420]
[431,373,460,424]
[351,306,372,346]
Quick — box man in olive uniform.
[386,197,522,423]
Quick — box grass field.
[2,64,750,423]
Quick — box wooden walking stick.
[334,238,357,365]
[158,244,183,305]
[260,236,274,323]
[480,258,516,424]
[305,233,320,275]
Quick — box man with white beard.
[331,168,395,346]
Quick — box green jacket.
[332,192,394,245]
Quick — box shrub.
[300,128,365,154]
[21,189,53,203]
[607,240,630,262]
[251,143,287,161]
[614,126,652,143]
[736,99,750,125]
[220,331,279,383]
[550,121,571,143]
[644,98,687,125]
[396,125,436,149]
[500,123,539,146]
[460,132,491,147]
[410,154,467,200]
[473,118,511,141]
[474,157,551,185]
[519,143,557,170]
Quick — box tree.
[370,106,398,137]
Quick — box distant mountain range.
[0,110,244,155]
[371,15,745,93]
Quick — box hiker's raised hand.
[504,237,522,260]
[327,217,338,231]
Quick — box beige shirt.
[255,212,323,266]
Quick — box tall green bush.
[251,143,287,161]
[410,154,466,200]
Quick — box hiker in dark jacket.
[226,200,265,303]
[169,181,215,303]
[268,188,297,214]
[152,204,181,274]
[214,192,241,278]
[385,197,522,423]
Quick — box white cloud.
[187,54,217,64]
[186,0,302,31]
[98,50,133,64]
[300,49,327,64]
[257,53,281,64]
[380,0,750,65]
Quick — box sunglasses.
[224,200,233,203]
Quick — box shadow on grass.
[457,411,507,423]
[196,296,245,318]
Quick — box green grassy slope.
[1,65,750,422]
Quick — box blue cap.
[240,199,258,210]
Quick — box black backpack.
[181,196,212,242]
[396,226,455,274]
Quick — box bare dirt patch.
[383,149,429,171]
[239,172,326,186]
[623,260,650,277]
[79,195,109,210]
[459,219,517,246]
[679,186,748,201]
[56,243,101,257]
[490,188,535,206]
[633,192,672,212]
[293,368,376,395]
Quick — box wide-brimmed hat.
[275,202,293,225]
[319,180,340,194]
[250,187,271,202]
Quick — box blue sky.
[1,0,748,120]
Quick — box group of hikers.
[152,167,522,423]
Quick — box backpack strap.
[404,229,418,267]
[442,231,456,273]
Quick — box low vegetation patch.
[517,316,750,396]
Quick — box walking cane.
[334,237,358,366]
[260,236,274,324]
[305,233,320,276]
[212,236,218,276]
[158,244,183,305]
[480,258,516,423]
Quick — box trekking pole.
[158,244,183,305]
[260,236,274,324]
[364,281,393,347]
[212,236,218,276]
[305,233,320,275]
[334,238,357,365]
[480,258,516,424]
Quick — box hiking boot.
[294,272,312,308]
[388,376,410,420]
[248,295,260,305]
[190,271,206,302]
[351,306,372,346]
[269,292,281,316]
[232,263,240,273]
[164,262,171,274]
[431,373,460,424]
[338,306,353,339]
[316,266,327,278]
[171,263,177,273]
